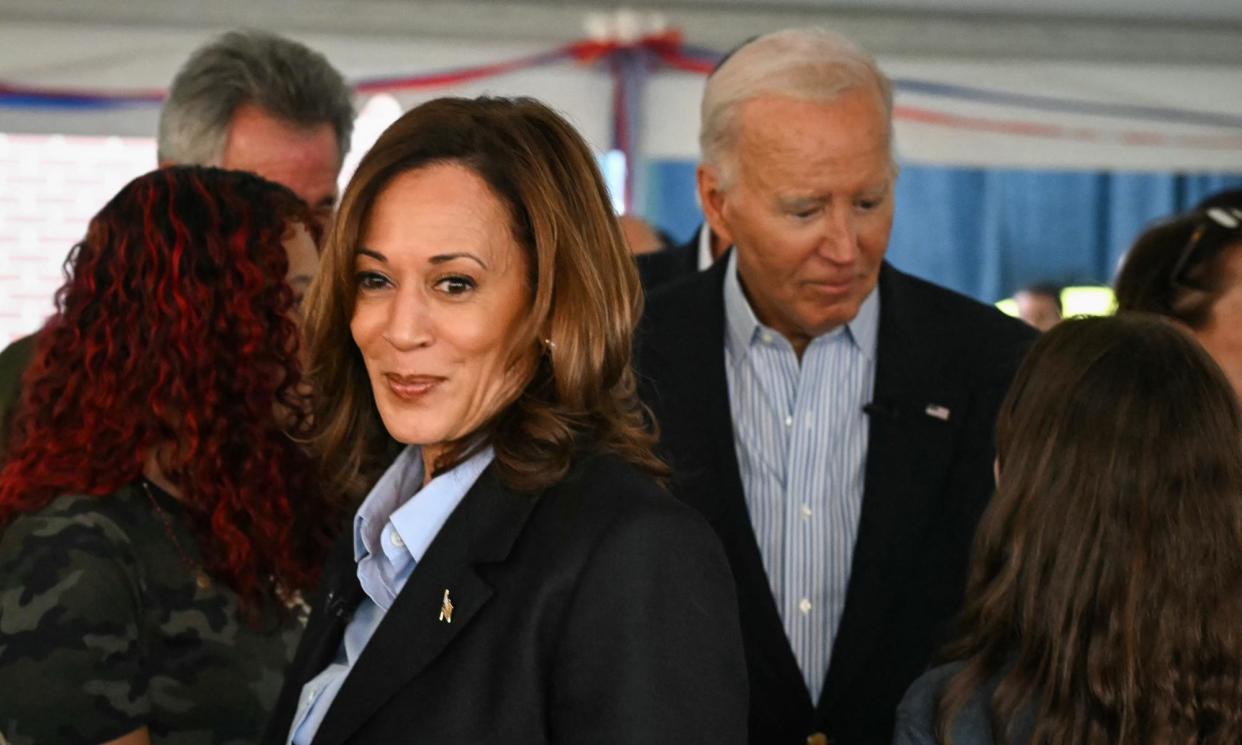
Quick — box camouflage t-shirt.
[0,483,303,744]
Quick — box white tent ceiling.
[0,0,1240,171]
[2,0,1241,63]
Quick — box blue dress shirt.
[722,250,879,703]
[287,445,495,745]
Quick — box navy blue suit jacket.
[635,259,1035,744]
[636,231,699,292]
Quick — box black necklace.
[140,478,213,591]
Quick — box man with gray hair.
[0,29,353,450]
[636,28,1034,744]
[158,28,354,233]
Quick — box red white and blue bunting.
[3,28,1241,201]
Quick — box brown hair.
[1114,211,1242,329]
[935,315,1242,745]
[303,96,666,498]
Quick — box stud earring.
[543,338,557,351]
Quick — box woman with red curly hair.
[0,166,344,745]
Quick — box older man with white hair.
[636,28,1034,744]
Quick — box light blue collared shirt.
[722,250,879,703]
[287,445,494,745]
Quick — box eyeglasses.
[1171,206,1242,289]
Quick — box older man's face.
[221,103,341,234]
[699,88,894,353]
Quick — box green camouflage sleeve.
[0,503,151,744]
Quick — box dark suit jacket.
[264,450,748,745]
[0,333,36,455]
[637,230,699,292]
[635,259,1035,745]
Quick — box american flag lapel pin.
[439,589,454,623]
[925,403,951,421]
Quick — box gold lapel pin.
[439,588,454,623]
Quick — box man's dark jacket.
[635,258,1036,744]
[636,230,699,292]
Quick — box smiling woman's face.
[350,163,532,460]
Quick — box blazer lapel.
[304,544,367,677]
[819,264,962,710]
[642,258,812,715]
[311,468,538,745]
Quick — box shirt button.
[799,598,812,615]
[389,531,405,548]
[761,332,773,344]
[784,415,793,427]
[800,504,812,520]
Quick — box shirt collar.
[723,248,881,361]
[849,283,881,361]
[353,446,422,563]
[696,224,715,271]
[352,445,495,564]
[387,446,494,564]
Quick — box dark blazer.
[263,450,748,745]
[637,230,700,291]
[635,259,1035,745]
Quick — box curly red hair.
[0,166,342,609]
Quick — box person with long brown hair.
[893,314,1242,745]
[0,166,344,745]
[263,96,747,744]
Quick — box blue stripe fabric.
[722,250,879,702]
[639,161,1242,303]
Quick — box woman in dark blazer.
[263,96,748,745]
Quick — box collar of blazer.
[310,465,539,745]
[819,262,966,710]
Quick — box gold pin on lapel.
[439,589,454,623]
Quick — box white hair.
[700,28,894,184]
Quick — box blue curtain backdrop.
[639,160,1242,303]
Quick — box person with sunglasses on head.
[1114,204,1242,398]
[1195,187,1242,212]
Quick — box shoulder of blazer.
[636,255,727,361]
[636,240,697,292]
[878,263,1037,384]
[536,449,699,531]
